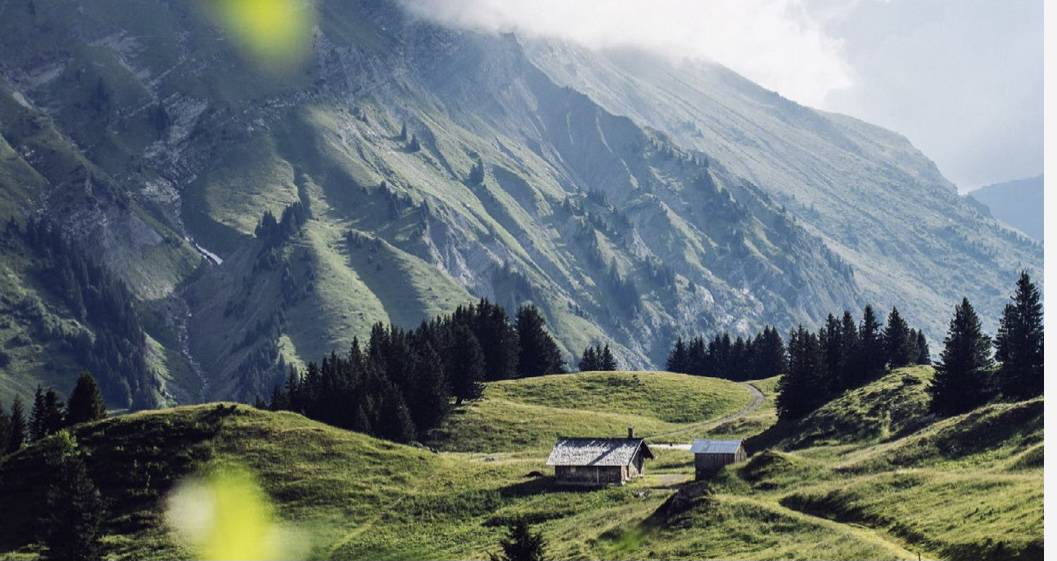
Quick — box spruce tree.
[579,346,600,372]
[929,298,994,415]
[883,307,915,368]
[837,311,860,390]
[666,338,689,373]
[7,397,27,454]
[30,386,46,441]
[755,327,787,378]
[600,344,617,371]
[490,519,547,561]
[995,272,1044,400]
[914,330,931,365]
[515,305,564,377]
[42,389,65,436]
[0,402,9,456]
[449,325,485,404]
[43,436,105,561]
[406,342,449,441]
[819,314,842,395]
[776,326,824,420]
[66,373,106,426]
[857,305,886,383]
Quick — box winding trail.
[649,381,765,446]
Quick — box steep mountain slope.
[968,175,1043,242]
[0,0,860,404]
[524,43,1043,338]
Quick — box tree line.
[777,305,930,419]
[578,343,617,371]
[266,299,566,442]
[1,373,107,456]
[928,272,1043,415]
[777,272,1042,421]
[665,326,788,382]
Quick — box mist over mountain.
[0,0,1040,408]
[967,175,1043,242]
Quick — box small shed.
[691,439,747,479]
[546,428,655,486]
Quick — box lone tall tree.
[929,298,994,415]
[515,305,564,377]
[43,435,105,561]
[66,373,106,426]
[995,272,1044,400]
[490,519,547,561]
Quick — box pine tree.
[579,346,600,371]
[378,385,416,443]
[776,326,824,420]
[837,311,860,390]
[914,330,931,365]
[754,327,787,378]
[0,402,9,456]
[995,272,1044,400]
[7,397,27,454]
[515,305,564,377]
[489,519,547,561]
[666,338,689,373]
[42,389,65,436]
[30,386,46,441]
[449,325,485,403]
[406,341,450,440]
[398,122,407,141]
[929,298,994,415]
[600,344,617,371]
[819,314,842,395]
[408,134,421,152]
[883,307,915,368]
[857,305,886,383]
[43,435,105,561]
[65,373,106,426]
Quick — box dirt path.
[648,381,765,444]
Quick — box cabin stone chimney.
[627,426,634,438]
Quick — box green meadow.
[0,367,1042,560]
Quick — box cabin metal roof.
[546,437,654,467]
[690,439,744,455]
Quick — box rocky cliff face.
[0,0,1036,405]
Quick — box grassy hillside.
[0,369,1042,561]
[432,371,754,452]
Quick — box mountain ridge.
[0,0,1040,407]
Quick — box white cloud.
[401,0,853,107]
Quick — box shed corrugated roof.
[546,437,654,467]
[690,439,743,454]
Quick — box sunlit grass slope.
[431,371,753,452]
[0,367,1042,561]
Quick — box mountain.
[0,368,1041,560]
[0,0,1040,407]
[967,175,1043,242]
[523,43,1042,340]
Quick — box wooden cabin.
[691,439,747,479]
[546,428,655,486]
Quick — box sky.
[403,0,1043,192]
